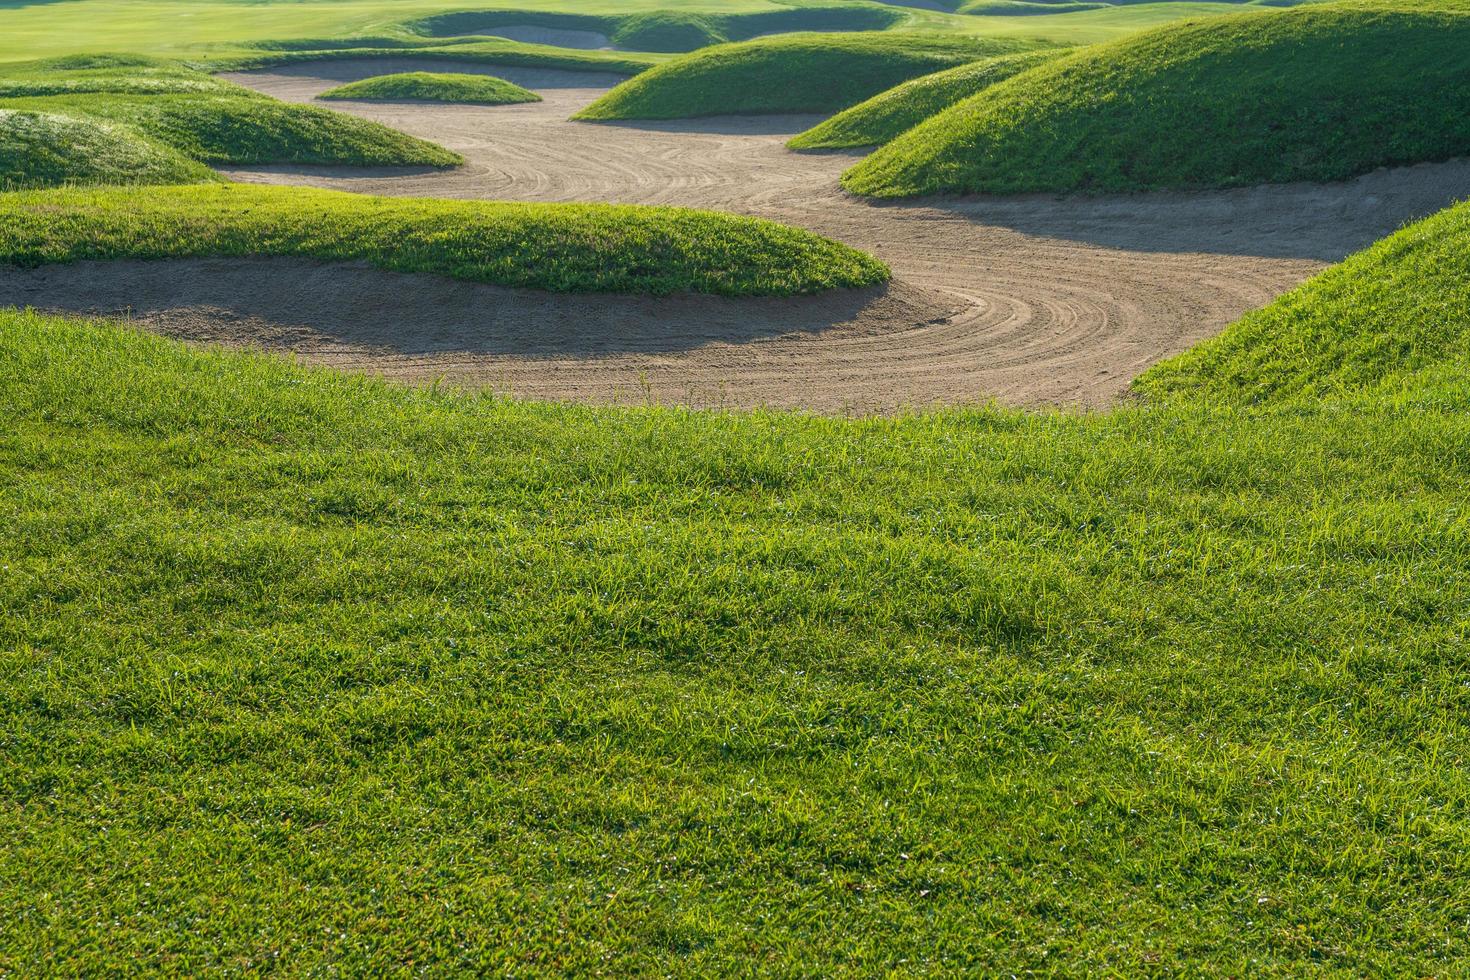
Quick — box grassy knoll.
[319,71,541,105]
[787,48,1059,150]
[844,6,1470,196]
[0,54,260,98]
[1138,198,1470,404]
[575,31,1048,119]
[415,5,906,52]
[9,95,462,168]
[2,196,1469,970]
[0,184,888,296]
[0,109,215,190]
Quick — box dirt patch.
[38,61,1470,411]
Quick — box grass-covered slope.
[319,72,540,105]
[0,54,257,98]
[0,109,214,190]
[788,49,1059,150]
[3,235,1469,969]
[575,32,1046,120]
[1137,198,1470,404]
[414,5,905,54]
[0,57,463,185]
[844,6,1470,196]
[11,95,461,168]
[0,184,887,296]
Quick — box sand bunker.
[9,59,1468,412]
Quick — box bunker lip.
[181,61,1470,410]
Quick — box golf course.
[2,0,1468,973]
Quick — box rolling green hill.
[787,48,1059,150]
[575,31,1049,120]
[844,6,1470,196]
[0,57,462,186]
[0,184,888,296]
[0,108,214,190]
[319,72,541,105]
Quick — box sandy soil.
[10,59,1469,412]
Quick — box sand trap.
[14,59,1466,413]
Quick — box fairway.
[3,0,1469,973]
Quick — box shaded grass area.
[0,108,215,190]
[1137,197,1470,404]
[844,6,1470,196]
[0,184,889,296]
[787,48,1060,150]
[226,36,657,75]
[319,71,541,105]
[575,31,1050,120]
[2,202,1469,966]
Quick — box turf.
[1136,197,1470,404]
[318,72,541,105]
[7,94,463,169]
[0,184,889,296]
[0,54,261,98]
[2,199,1469,968]
[610,12,729,52]
[787,48,1060,150]
[574,31,1050,120]
[843,6,1470,196]
[0,108,215,190]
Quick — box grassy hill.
[0,184,888,296]
[414,5,906,54]
[2,194,1469,971]
[844,6,1470,196]
[0,108,214,190]
[787,48,1059,150]
[1137,197,1470,403]
[0,57,462,185]
[575,32,1048,120]
[319,72,541,105]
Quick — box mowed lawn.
[2,192,1469,967]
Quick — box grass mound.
[788,49,1059,150]
[844,7,1470,197]
[0,55,256,98]
[3,205,1469,967]
[319,72,541,106]
[575,32,1047,120]
[1137,198,1470,404]
[610,12,727,52]
[414,6,904,53]
[0,184,888,296]
[11,95,462,168]
[0,109,213,190]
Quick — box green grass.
[787,48,1060,150]
[575,31,1050,119]
[2,195,1470,969]
[1137,197,1470,404]
[6,94,463,169]
[415,5,907,53]
[843,5,1470,196]
[0,109,215,190]
[610,11,729,51]
[319,71,541,105]
[0,54,463,184]
[0,54,261,98]
[0,184,888,296]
